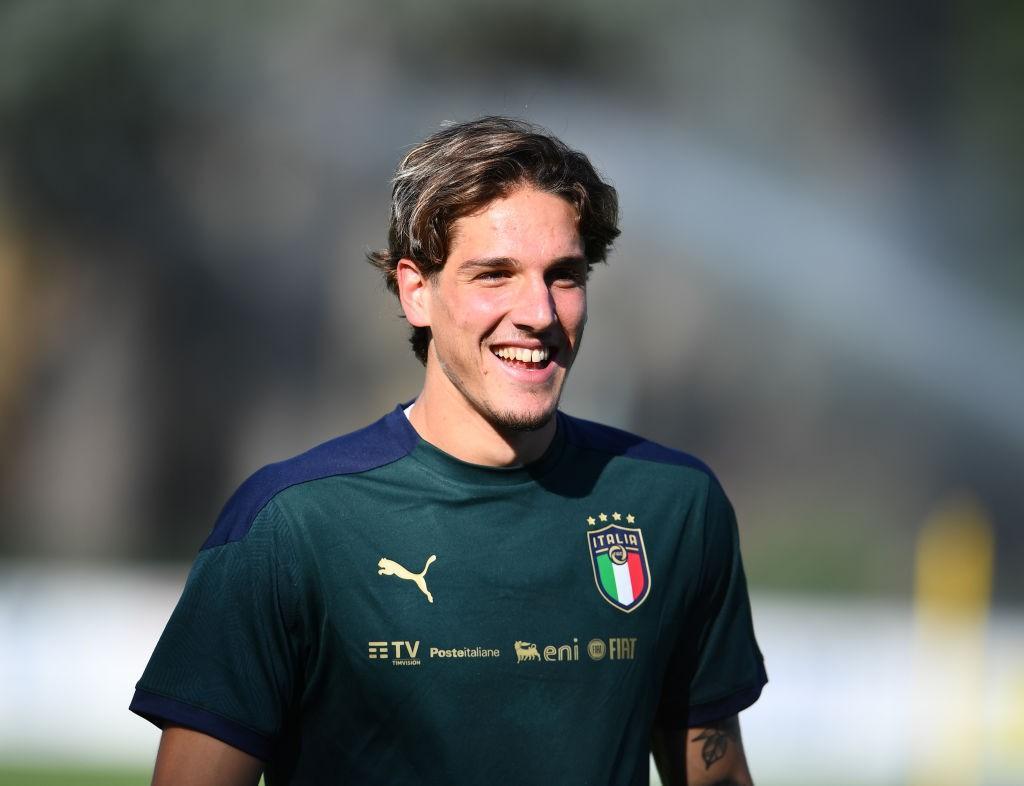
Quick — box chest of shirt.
[279,466,708,685]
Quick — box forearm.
[687,716,752,785]
[652,715,753,786]
[151,725,264,786]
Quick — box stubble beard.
[438,355,566,435]
[444,367,560,434]
[433,323,583,437]
[487,404,556,433]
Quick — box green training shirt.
[131,405,766,785]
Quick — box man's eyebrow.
[457,255,588,272]
[545,255,590,274]
[457,257,520,272]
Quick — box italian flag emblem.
[588,524,651,612]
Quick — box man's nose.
[511,275,557,331]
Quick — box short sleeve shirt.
[131,406,767,785]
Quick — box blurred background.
[0,1,1021,784]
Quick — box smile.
[491,345,553,368]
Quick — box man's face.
[425,186,588,433]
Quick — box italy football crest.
[587,524,651,613]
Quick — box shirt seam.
[403,443,568,490]
[688,666,767,708]
[133,684,275,739]
[203,459,410,551]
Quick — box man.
[131,117,767,786]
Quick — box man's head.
[369,117,619,435]
[369,116,619,364]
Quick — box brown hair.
[368,116,620,364]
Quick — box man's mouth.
[491,345,554,369]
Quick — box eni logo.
[514,641,541,662]
[378,555,437,603]
[514,638,580,662]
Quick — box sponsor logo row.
[368,637,637,667]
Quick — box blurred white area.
[1,565,1022,785]
[0,564,187,766]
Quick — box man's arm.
[651,715,753,786]
[151,725,264,786]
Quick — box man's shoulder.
[559,411,719,481]
[202,405,416,549]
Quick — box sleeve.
[658,477,767,728]
[129,498,303,761]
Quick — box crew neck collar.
[385,403,566,487]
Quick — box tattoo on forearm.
[691,717,740,770]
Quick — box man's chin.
[488,407,556,434]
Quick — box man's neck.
[406,378,556,467]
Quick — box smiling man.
[397,185,588,464]
[131,117,767,786]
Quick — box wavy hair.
[368,116,620,364]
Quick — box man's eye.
[551,268,586,285]
[477,270,510,281]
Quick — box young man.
[131,117,767,786]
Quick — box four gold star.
[586,512,638,525]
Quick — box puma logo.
[378,555,437,603]
[514,641,541,663]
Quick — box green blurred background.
[1,1,1022,784]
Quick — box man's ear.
[396,258,432,328]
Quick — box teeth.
[493,347,549,363]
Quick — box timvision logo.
[368,640,421,666]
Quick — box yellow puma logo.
[378,555,437,603]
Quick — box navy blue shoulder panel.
[202,405,418,550]
[559,412,718,481]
